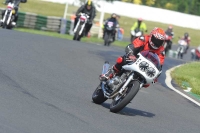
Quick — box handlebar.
[79,12,90,18]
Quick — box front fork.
[2,10,8,23]
[7,11,12,25]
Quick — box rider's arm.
[125,37,145,56]
[75,5,84,16]
[188,37,191,44]
[131,22,137,31]
[158,47,165,66]
[89,7,96,21]
[14,0,21,7]
[141,22,147,32]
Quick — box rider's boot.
[99,66,119,81]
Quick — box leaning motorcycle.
[163,33,173,54]
[1,2,16,29]
[177,39,187,59]
[104,21,115,46]
[73,13,89,41]
[92,50,161,113]
[130,28,142,42]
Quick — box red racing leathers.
[114,35,165,72]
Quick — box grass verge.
[171,62,200,95]
[0,0,200,46]
[15,28,129,47]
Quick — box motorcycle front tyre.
[110,80,140,113]
[92,83,108,104]
[73,25,82,41]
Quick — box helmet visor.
[151,35,164,49]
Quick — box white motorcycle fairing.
[122,53,160,84]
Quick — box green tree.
[177,1,188,13]
[145,0,155,6]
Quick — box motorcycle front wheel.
[92,83,108,104]
[2,15,8,29]
[73,25,82,41]
[110,80,140,113]
[104,32,111,46]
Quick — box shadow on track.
[101,103,155,117]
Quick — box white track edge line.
[165,64,200,106]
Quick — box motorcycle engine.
[107,73,127,91]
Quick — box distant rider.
[181,32,191,53]
[131,18,147,34]
[1,0,27,26]
[73,0,96,36]
[100,27,166,88]
[191,45,200,60]
[102,13,119,42]
[165,25,174,38]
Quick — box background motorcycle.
[73,13,89,41]
[103,21,116,46]
[1,2,16,29]
[130,28,143,42]
[92,50,161,113]
[191,48,200,61]
[164,32,173,54]
[177,39,187,59]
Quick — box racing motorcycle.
[177,39,187,59]
[73,13,89,41]
[163,32,173,54]
[1,2,16,29]
[92,50,161,113]
[130,28,142,42]
[104,21,116,46]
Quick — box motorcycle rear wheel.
[110,80,140,113]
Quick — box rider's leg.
[100,56,126,81]
[85,23,92,36]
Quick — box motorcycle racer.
[100,27,166,88]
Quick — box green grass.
[0,0,200,46]
[171,62,200,95]
[15,28,129,47]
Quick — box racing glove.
[128,54,136,62]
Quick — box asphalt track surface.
[0,29,199,133]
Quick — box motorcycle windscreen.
[140,51,161,70]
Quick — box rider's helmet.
[168,25,173,31]
[184,32,189,39]
[149,27,166,49]
[138,18,143,22]
[111,13,117,18]
[85,0,92,10]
